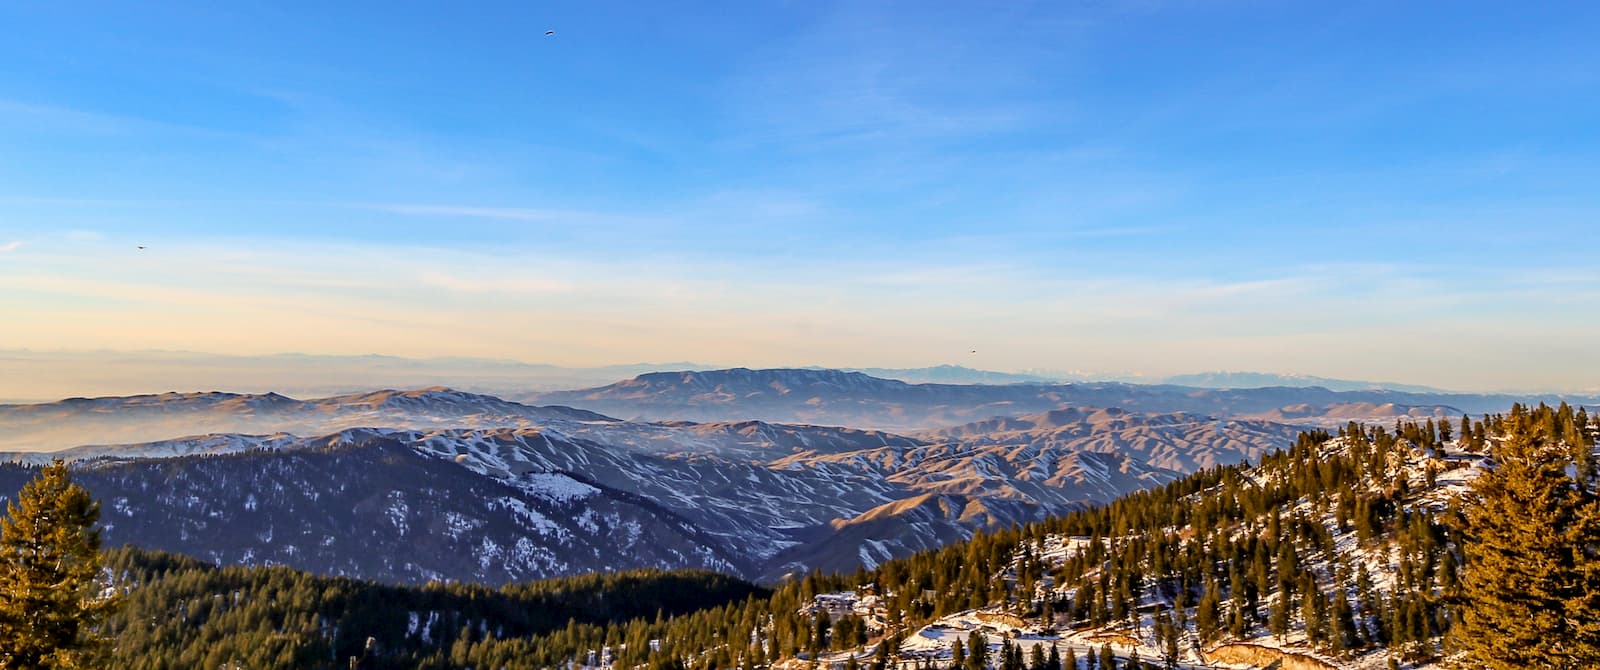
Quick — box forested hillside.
[99,549,766,669]
[48,403,1600,668]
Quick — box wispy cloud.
[0,241,23,253]
[855,263,1021,288]
[0,99,134,135]
[719,5,1065,152]
[365,203,667,234]
[370,204,571,221]
[417,270,572,296]
[0,98,241,139]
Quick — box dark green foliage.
[98,547,766,669]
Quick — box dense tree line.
[96,549,767,669]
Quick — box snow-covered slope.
[0,437,741,584]
[873,426,1550,670]
[913,407,1304,471]
[0,412,1248,583]
[3,432,304,465]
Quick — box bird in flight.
[545,30,555,36]
[137,246,146,250]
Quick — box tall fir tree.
[1567,467,1600,662]
[1450,420,1600,668]
[0,462,112,669]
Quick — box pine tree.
[964,631,987,670]
[1161,618,1179,670]
[1329,594,1356,657]
[1268,596,1289,642]
[1574,408,1599,487]
[1567,482,1600,662]
[0,462,113,669]
[1451,421,1600,668]
[871,638,890,670]
[1299,575,1321,648]
[1195,584,1220,643]
[811,615,830,653]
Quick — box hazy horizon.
[4,3,1598,392]
[2,347,1596,404]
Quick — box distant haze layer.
[2,350,1591,404]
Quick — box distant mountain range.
[0,349,714,400]
[835,367,1452,391]
[830,365,1058,385]
[0,386,611,453]
[0,417,1233,583]
[13,349,1587,404]
[525,367,1595,432]
[3,367,1596,585]
[1159,371,1448,393]
[0,379,1318,583]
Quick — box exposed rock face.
[1203,643,1341,670]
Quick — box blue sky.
[2,1,1598,391]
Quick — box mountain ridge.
[529,367,1598,432]
[0,386,614,453]
[0,399,1313,583]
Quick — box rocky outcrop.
[1203,643,1339,670]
